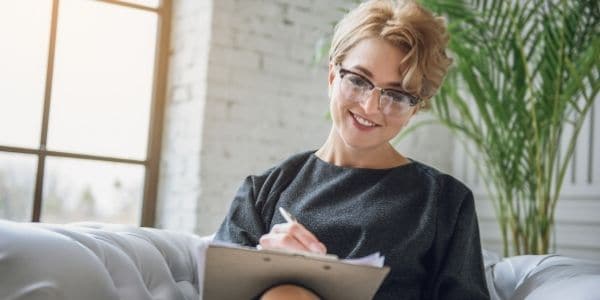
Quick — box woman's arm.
[429,189,490,299]
[214,173,326,254]
[214,175,268,246]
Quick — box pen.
[278,207,297,223]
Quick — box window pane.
[118,0,160,8]
[0,0,52,148]
[0,152,37,221]
[48,0,158,160]
[41,157,144,225]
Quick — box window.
[0,0,171,226]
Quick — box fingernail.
[319,243,327,253]
[310,243,325,254]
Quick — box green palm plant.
[416,0,600,255]
[316,0,599,256]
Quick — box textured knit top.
[215,151,490,299]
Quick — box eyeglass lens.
[339,72,413,116]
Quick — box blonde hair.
[329,0,452,109]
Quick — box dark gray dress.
[215,151,489,300]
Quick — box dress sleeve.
[430,190,490,299]
[214,175,268,247]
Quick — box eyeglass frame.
[335,64,422,115]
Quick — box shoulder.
[412,161,470,191]
[409,160,473,206]
[243,150,314,192]
[275,150,315,171]
[409,162,479,238]
[252,150,314,178]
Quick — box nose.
[361,89,381,114]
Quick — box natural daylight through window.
[0,0,171,226]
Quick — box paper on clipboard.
[201,242,390,300]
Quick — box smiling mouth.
[350,111,380,127]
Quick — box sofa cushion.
[0,220,204,300]
[485,252,600,300]
[509,255,600,300]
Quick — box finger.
[274,223,327,254]
[272,222,319,242]
[259,233,309,252]
[270,223,289,234]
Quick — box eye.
[346,74,371,89]
[384,90,417,105]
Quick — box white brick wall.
[159,0,457,235]
[197,0,351,235]
[158,0,597,262]
[155,0,213,232]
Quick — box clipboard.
[202,244,390,300]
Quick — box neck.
[315,129,409,169]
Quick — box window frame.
[0,0,172,227]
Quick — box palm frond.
[421,0,599,255]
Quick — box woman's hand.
[259,222,327,254]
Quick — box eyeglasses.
[336,65,420,116]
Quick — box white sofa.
[0,220,207,300]
[1,220,599,300]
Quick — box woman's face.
[328,37,419,151]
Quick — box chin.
[339,131,386,151]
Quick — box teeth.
[353,114,376,127]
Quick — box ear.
[410,99,425,117]
[327,63,336,98]
[402,105,420,127]
[410,106,420,116]
[328,63,336,87]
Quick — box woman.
[215,0,490,299]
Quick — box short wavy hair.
[329,0,452,109]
